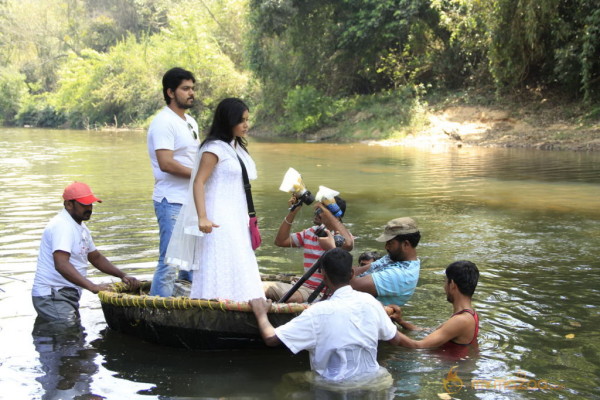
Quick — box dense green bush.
[280,86,336,134]
[16,94,66,127]
[2,0,253,129]
[0,67,29,125]
[48,1,253,129]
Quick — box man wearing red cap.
[32,182,139,323]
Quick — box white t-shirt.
[32,209,97,297]
[274,285,398,381]
[147,106,199,204]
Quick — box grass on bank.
[254,85,430,142]
[253,85,600,146]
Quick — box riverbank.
[293,91,600,151]
[370,104,600,151]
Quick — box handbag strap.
[236,154,256,217]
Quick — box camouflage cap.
[375,217,419,242]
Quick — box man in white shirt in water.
[249,248,398,383]
[32,182,139,323]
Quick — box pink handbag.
[249,216,262,250]
[238,154,261,250]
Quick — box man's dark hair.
[393,231,421,248]
[358,251,381,263]
[162,67,196,105]
[334,196,346,218]
[320,248,353,285]
[446,260,479,297]
[200,98,250,151]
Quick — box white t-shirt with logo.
[32,209,97,297]
[147,106,200,204]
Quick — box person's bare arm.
[53,251,108,294]
[249,298,281,346]
[353,264,371,276]
[274,198,301,247]
[316,203,354,251]
[88,250,140,290]
[156,149,193,178]
[387,304,422,331]
[193,152,220,233]
[349,274,378,296]
[387,316,466,348]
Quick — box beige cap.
[375,217,419,242]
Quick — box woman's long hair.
[200,98,249,152]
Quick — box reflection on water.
[92,328,310,398]
[32,318,101,400]
[0,128,599,398]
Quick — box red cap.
[62,182,102,205]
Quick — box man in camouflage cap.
[350,217,421,305]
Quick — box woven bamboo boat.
[98,277,309,349]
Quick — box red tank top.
[449,308,479,345]
[435,309,479,360]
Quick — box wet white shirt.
[275,285,397,381]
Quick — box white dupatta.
[165,139,256,270]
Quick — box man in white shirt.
[32,182,139,323]
[147,67,200,296]
[249,248,399,382]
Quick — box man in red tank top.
[387,261,479,349]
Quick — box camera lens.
[300,191,315,205]
[314,224,327,237]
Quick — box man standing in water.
[250,248,397,382]
[266,198,354,303]
[350,217,421,306]
[388,260,480,350]
[147,67,199,296]
[32,182,139,323]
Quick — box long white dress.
[165,139,265,301]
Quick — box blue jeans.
[178,269,193,282]
[150,199,193,296]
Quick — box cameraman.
[266,197,353,303]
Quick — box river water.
[0,127,598,399]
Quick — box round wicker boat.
[98,279,309,349]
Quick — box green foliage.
[580,8,600,102]
[429,0,490,87]
[248,0,479,121]
[44,0,253,128]
[486,0,561,90]
[83,15,123,52]
[276,85,424,140]
[0,67,29,124]
[0,0,598,134]
[16,94,66,127]
[280,86,336,134]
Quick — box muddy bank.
[371,106,600,151]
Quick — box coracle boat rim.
[98,280,310,314]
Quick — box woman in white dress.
[165,98,265,301]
